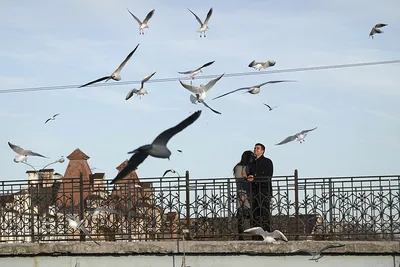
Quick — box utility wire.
[1,59,399,94]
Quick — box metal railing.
[0,170,399,243]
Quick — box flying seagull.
[177,149,183,153]
[178,61,215,81]
[79,44,140,88]
[162,169,180,177]
[66,214,100,245]
[45,113,59,124]
[179,73,224,114]
[369,23,388,39]
[127,8,155,35]
[248,60,276,71]
[244,227,288,243]
[111,110,202,184]
[187,7,213,37]
[125,71,156,100]
[264,103,278,111]
[293,243,345,262]
[212,80,295,100]
[275,127,318,145]
[8,142,48,163]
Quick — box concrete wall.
[0,241,399,267]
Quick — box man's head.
[253,143,265,158]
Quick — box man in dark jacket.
[247,143,274,239]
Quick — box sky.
[0,0,399,182]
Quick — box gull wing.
[162,169,172,177]
[212,86,251,100]
[198,60,215,71]
[8,142,26,155]
[318,243,345,253]
[125,88,140,100]
[177,70,194,75]
[151,110,202,147]
[200,100,221,114]
[78,76,110,88]
[113,43,140,74]
[275,135,297,145]
[94,207,118,214]
[256,80,297,88]
[270,229,288,242]
[25,150,48,158]
[111,152,149,184]
[248,60,256,67]
[141,71,156,88]
[299,127,318,135]
[53,113,60,118]
[263,103,272,110]
[204,73,224,91]
[374,23,388,28]
[244,226,266,239]
[127,9,143,25]
[45,118,51,124]
[143,9,155,24]
[203,8,213,25]
[179,80,201,94]
[187,8,204,26]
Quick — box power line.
[1,59,399,94]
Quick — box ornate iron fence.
[0,170,399,243]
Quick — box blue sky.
[1,0,399,181]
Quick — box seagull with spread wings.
[45,113,59,124]
[127,8,155,35]
[244,227,288,243]
[369,23,388,39]
[187,7,213,37]
[125,71,156,100]
[179,73,224,114]
[248,60,276,71]
[79,44,140,88]
[111,111,202,184]
[275,127,318,145]
[178,61,215,82]
[293,243,345,262]
[8,142,48,163]
[212,80,295,100]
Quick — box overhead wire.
[0,59,399,94]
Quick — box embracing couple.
[233,143,274,240]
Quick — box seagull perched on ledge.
[111,111,202,184]
[275,127,318,145]
[244,227,288,243]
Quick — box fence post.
[29,180,35,243]
[185,170,190,238]
[294,169,299,241]
[79,173,85,242]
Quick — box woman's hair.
[232,150,254,175]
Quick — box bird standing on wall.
[244,227,288,243]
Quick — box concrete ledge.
[0,241,398,256]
